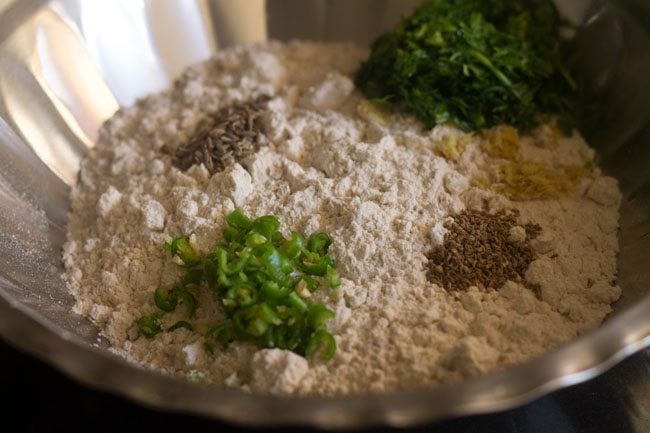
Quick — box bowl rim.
[1,280,648,428]
[1,0,649,428]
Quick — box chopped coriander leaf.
[355,0,577,133]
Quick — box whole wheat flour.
[63,41,622,395]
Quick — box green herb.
[355,0,576,133]
[136,209,340,361]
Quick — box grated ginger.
[356,99,392,126]
[435,134,471,162]
[481,125,520,160]
[493,161,574,200]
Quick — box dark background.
[2,338,649,433]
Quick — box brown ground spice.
[427,210,541,291]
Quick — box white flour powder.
[63,41,622,395]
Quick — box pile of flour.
[63,41,622,395]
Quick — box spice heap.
[137,209,341,361]
[171,96,270,174]
[427,210,542,291]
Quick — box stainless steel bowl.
[0,0,648,428]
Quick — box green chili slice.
[247,317,269,337]
[286,291,308,312]
[306,329,336,361]
[261,246,289,281]
[172,287,197,318]
[298,252,334,276]
[252,215,280,238]
[164,236,201,267]
[307,232,332,255]
[279,231,304,259]
[227,208,253,230]
[182,269,203,288]
[307,304,335,329]
[137,314,162,339]
[204,256,218,289]
[256,302,282,326]
[216,246,252,275]
[225,285,257,308]
[326,265,341,288]
[154,287,178,312]
[245,232,267,247]
[261,280,291,301]
[206,320,235,347]
[217,266,234,288]
[224,225,241,242]
[168,320,194,332]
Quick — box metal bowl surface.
[0,0,648,428]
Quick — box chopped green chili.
[306,329,336,361]
[298,252,334,276]
[279,231,304,259]
[226,208,253,230]
[172,287,197,318]
[137,314,162,339]
[182,269,203,288]
[261,280,291,301]
[308,304,335,329]
[307,232,332,256]
[137,208,341,361]
[164,236,201,267]
[252,215,280,239]
[206,320,235,347]
[326,265,341,288]
[287,291,309,312]
[168,320,194,332]
[154,287,178,312]
[225,285,257,308]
